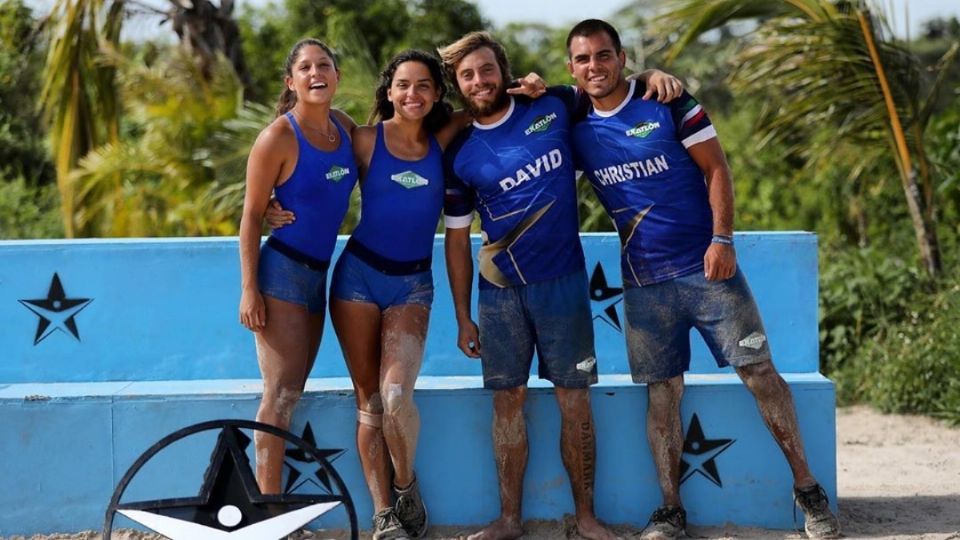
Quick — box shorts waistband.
[265,236,330,271]
[345,237,432,276]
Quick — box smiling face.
[286,44,339,105]
[567,32,627,101]
[387,60,439,121]
[454,46,510,120]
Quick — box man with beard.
[565,19,841,540]
[438,32,681,540]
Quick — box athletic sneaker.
[794,484,841,538]
[372,507,409,540]
[394,476,428,537]
[640,505,686,540]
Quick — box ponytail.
[275,87,297,117]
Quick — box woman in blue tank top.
[265,50,468,539]
[330,51,467,540]
[237,39,360,498]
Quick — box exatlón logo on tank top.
[390,170,430,189]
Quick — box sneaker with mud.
[372,507,409,540]
[794,484,841,538]
[640,505,686,540]
[394,476,428,537]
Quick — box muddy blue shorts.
[623,268,770,383]
[478,269,598,390]
[330,249,434,311]
[257,239,328,314]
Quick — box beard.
[464,82,510,118]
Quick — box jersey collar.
[593,79,635,118]
[473,97,515,130]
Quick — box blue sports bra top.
[269,112,359,268]
[348,122,444,274]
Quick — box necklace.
[293,112,337,143]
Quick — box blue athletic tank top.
[269,112,358,266]
[349,122,444,273]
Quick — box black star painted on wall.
[680,414,735,487]
[589,263,623,332]
[284,422,346,494]
[19,273,93,345]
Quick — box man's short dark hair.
[566,19,622,56]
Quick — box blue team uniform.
[269,112,358,267]
[572,80,717,287]
[331,122,444,310]
[572,80,770,382]
[444,88,597,389]
[258,113,358,313]
[444,87,586,289]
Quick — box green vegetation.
[1,0,959,421]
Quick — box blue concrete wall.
[1,233,817,383]
[0,376,835,535]
[0,233,833,535]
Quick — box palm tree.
[653,0,960,277]
[40,0,123,237]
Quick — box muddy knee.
[736,360,785,392]
[383,383,415,419]
[648,376,684,409]
[261,386,304,426]
[358,392,384,428]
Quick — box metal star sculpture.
[112,423,351,539]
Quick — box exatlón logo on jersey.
[326,165,350,182]
[525,113,558,135]
[390,171,429,189]
[625,121,661,138]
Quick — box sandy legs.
[469,387,615,540]
[331,299,429,512]
[647,360,818,510]
[254,295,325,494]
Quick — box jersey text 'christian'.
[593,154,669,186]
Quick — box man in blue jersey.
[438,32,681,540]
[438,31,610,540]
[565,19,841,540]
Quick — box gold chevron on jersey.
[478,200,555,287]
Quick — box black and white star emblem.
[680,414,735,487]
[116,426,345,539]
[18,273,93,345]
[284,422,346,494]
[589,263,623,332]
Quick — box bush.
[0,176,64,239]
[818,242,927,374]
[837,275,960,425]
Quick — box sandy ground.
[4,406,958,540]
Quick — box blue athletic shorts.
[623,268,770,383]
[330,250,434,311]
[257,240,328,314]
[478,269,598,390]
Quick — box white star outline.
[119,501,340,539]
[19,298,92,343]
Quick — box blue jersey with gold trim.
[444,87,585,289]
[572,81,716,287]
